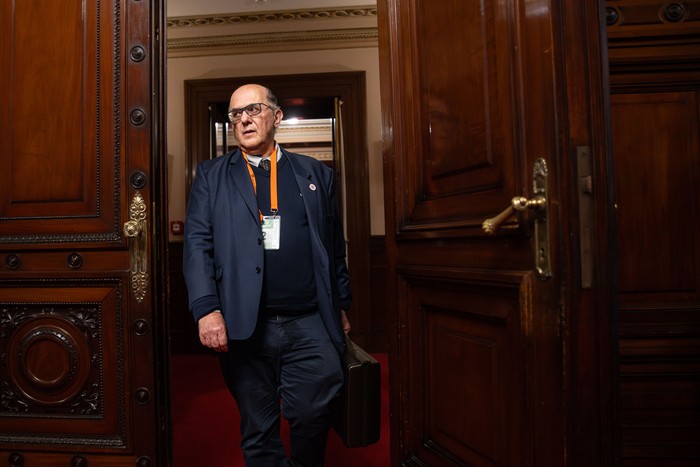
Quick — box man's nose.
[239,111,254,124]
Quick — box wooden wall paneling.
[607,0,700,463]
[611,88,700,462]
[612,91,699,293]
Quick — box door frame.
[557,0,619,464]
[152,0,171,462]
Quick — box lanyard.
[243,147,278,222]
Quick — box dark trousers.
[220,312,344,467]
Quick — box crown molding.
[167,6,378,57]
[167,6,377,29]
[168,27,377,58]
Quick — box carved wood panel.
[606,0,700,69]
[606,0,700,32]
[0,0,166,464]
[0,281,128,449]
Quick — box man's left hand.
[341,310,351,335]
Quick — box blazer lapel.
[228,150,259,222]
[287,150,321,231]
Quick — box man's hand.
[198,311,228,352]
[341,310,351,335]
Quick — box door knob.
[123,220,141,237]
[481,158,551,278]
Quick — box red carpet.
[171,352,390,466]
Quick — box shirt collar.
[245,143,282,167]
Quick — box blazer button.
[256,266,261,273]
[257,238,262,245]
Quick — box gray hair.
[263,86,279,110]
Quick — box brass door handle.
[482,195,545,235]
[482,200,515,235]
[124,193,148,302]
[481,158,551,278]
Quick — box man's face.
[229,85,282,156]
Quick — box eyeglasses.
[227,102,275,123]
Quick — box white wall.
[166,47,385,240]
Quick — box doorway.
[169,72,374,355]
[168,71,379,465]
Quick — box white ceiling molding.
[167,7,377,28]
[167,6,378,57]
[168,28,378,58]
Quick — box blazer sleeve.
[183,162,222,320]
[327,166,352,311]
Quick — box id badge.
[261,215,281,250]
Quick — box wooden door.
[378,0,616,465]
[0,0,168,465]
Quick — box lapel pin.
[309,183,317,191]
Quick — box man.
[183,84,352,467]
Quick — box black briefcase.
[332,337,381,447]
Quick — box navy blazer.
[183,147,352,354]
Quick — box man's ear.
[274,108,284,127]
